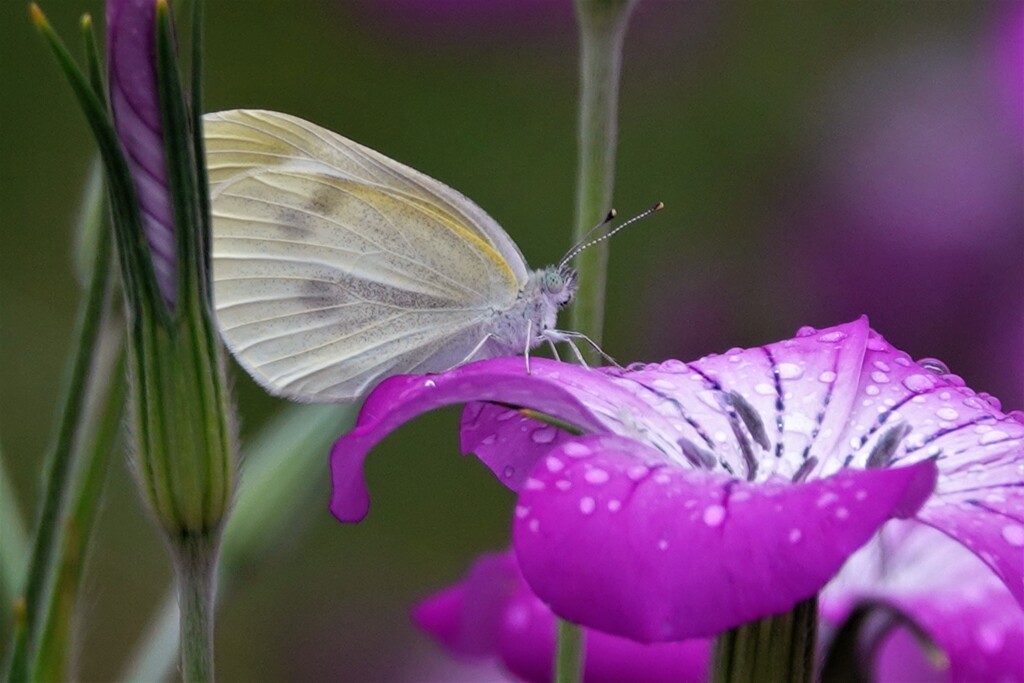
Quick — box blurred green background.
[2,1,1020,680]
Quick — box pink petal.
[513,435,937,641]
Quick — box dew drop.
[703,504,726,527]
[1001,524,1024,547]
[918,358,950,375]
[658,539,669,551]
[936,407,960,421]
[796,326,816,337]
[528,519,540,533]
[817,492,839,508]
[515,505,530,518]
[546,456,565,473]
[579,497,596,515]
[531,427,557,445]
[755,382,775,395]
[979,430,1009,445]
[607,499,622,512]
[562,442,592,458]
[873,360,891,372]
[902,374,935,392]
[524,478,545,491]
[584,468,610,485]
[423,379,437,388]
[819,331,848,343]
[835,507,850,519]
[626,464,649,481]
[652,379,675,390]
[865,385,880,396]
[818,370,837,383]
[870,371,890,384]
[788,528,802,543]
[777,362,804,379]
[555,480,572,491]
[502,465,516,479]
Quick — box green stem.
[121,405,356,682]
[3,166,115,683]
[33,343,125,682]
[174,534,218,683]
[552,3,637,681]
[569,0,637,356]
[712,596,818,683]
[554,618,587,683]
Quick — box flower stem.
[3,165,115,683]
[569,0,637,356]
[712,596,818,683]
[554,618,587,683]
[174,533,218,683]
[557,2,637,681]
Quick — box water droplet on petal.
[979,430,1009,445]
[528,519,540,533]
[579,496,596,515]
[788,529,802,543]
[703,504,726,527]
[555,480,572,491]
[515,505,530,518]
[817,492,839,508]
[652,379,675,390]
[584,468,610,485]
[502,465,516,479]
[777,362,803,379]
[658,539,669,550]
[902,374,935,392]
[424,379,437,388]
[546,456,565,473]
[524,478,545,491]
[531,427,557,445]
[870,371,890,384]
[607,499,622,512]
[754,382,775,395]
[562,442,592,458]
[978,392,1002,411]
[865,385,880,396]
[835,507,849,519]
[918,358,950,375]
[1001,524,1024,547]
[796,326,816,337]
[626,464,649,481]
[818,371,837,383]
[936,407,959,421]
[819,331,848,343]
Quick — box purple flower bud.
[108,0,177,307]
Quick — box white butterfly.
[204,109,579,403]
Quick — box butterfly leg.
[560,331,620,367]
[524,320,533,375]
[445,333,497,372]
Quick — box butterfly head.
[541,265,578,309]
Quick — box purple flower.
[413,549,710,683]
[823,520,1024,682]
[416,523,1023,682]
[330,318,1023,642]
[108,0,176,306]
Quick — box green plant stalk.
[121,405,356,682]
[2,151,117,683]
[554,618,587,683]
[553,2,637,682]
[712,596,818,683]
[0,451,29,635]
[33,341,125,683]
[569,0,637,357]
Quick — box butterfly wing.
[205,109,530,281]
[206,112,529,402]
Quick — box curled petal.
[513,435,937,641]
[824,521,1024,682]
[331,358,652,521]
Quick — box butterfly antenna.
[558,202,664,270]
